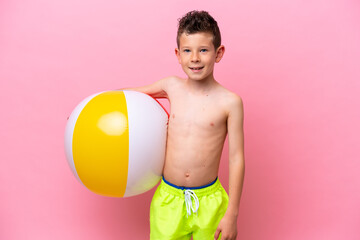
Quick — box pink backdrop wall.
[1,0,359,239]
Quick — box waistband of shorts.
[159,176,222,198]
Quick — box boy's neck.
[186,74,218,95]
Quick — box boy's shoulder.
[216,83,243,103]
[161,76,190,94]
[214,83,243,117]
[159,76,182,89]
[162,75,183,84]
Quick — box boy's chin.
[184,71,202,80]
[185,72,211,81]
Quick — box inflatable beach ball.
[64,90,168,198]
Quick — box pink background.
[1,0,359,239]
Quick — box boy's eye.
[183,49,190,52]
[200,49,208,52]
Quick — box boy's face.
[175,32,224,82]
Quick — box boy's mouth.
[189,66,204,72]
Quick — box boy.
[122,10,245,240]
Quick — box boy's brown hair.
[176,10,221,50]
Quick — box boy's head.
[176,10,221,51]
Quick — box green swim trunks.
[150,176,229,240]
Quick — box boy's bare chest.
[168,94,228,133]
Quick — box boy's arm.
[117,76,171,99]
[215,95,245,240]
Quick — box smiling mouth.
[189,67,204,70]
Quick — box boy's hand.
[214,212,238,240]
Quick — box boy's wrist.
[225,206,239,218]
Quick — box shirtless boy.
[122,10,245,240]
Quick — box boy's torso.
[163,76,236,187]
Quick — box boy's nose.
[191,53,200,62]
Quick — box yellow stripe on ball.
[73,91,129,197]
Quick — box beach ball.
[64,90,168,197]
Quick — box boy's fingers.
[214,228,221,240]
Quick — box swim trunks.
[150,176,229,240]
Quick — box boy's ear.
[215,45,225,63]
[175,48,181,64]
